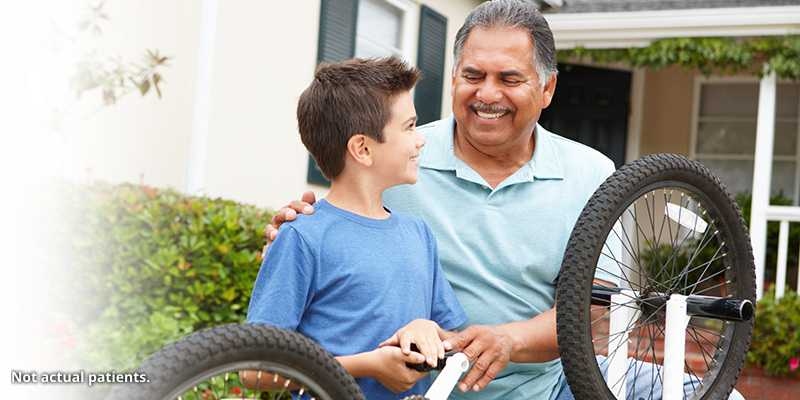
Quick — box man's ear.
[347,134,373,167]
[542,75,557,109]
[451,68,456,97]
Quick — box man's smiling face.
[451,26,555,155]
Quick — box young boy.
[246,56,467,399]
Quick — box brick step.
[592,324,720,375]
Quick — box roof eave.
[546,5,800,49]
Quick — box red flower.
[33,354,61,372]
[8,332,28,346]
[47,336,78,350]
[8,307,28,319]
[19,321,47,337]
[47,319,73,334]
[791,358,799,372]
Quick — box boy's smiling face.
[371,90,426,187]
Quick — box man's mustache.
[469,102,511,114]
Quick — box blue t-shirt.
[384,115,617,400]
[247,199,467,399]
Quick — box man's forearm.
[504,307,560,364]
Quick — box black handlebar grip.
[406,343,457,372]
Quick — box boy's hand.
[366,346,429,393]
[379,319,450,368]
[262,191,317,256]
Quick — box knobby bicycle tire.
[105,323,365,400]
[557,154,755,400]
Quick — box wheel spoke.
[558,154,754,400]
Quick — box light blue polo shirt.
[383,114,617,400]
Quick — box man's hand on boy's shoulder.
[262,190,318,256]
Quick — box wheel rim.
[596,184,741,399]
[162,361,337,400]
[107,324,365,400]
[558,155,755,400]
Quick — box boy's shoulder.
[384,206,435,236]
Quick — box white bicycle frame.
[424,298,689,400]
[606,293,698,400]
[424,353,470,400]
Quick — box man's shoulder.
[542,127,615,169]
[416,115,453,139]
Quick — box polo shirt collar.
[418,114,564,183]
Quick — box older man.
[264,1,743,399]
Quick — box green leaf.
[138,77,150,95]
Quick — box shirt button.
[482,185,488,190]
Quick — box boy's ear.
[347,134,373,167]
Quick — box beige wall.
[204,0,482,210]
[202,0,324,209]
[9,0,201,191]
[638,65,696,158]
[13,0,483,211]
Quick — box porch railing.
[762,206,800,299]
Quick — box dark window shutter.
[414,5,447,126]
[317,0,359,63]
[307,0,359,186]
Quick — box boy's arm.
[243,344,431,393]
[336,347,429,393]
[379,319,456,368]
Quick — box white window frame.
[690,75,800,203]
[355,0,418,64]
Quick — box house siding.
[545,0,800,14]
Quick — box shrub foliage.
[748,286,800,376]
[54,180,271,372]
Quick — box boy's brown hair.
[297,56,421,180]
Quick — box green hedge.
[748,286,800,376]
[53,180,272,374]
[6,176,271,399]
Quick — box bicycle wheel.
[105,323,365,400]
[557,154,755,400]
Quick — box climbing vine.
[557,36,800,80]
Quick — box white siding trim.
[186,0,219,196]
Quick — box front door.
[539,64,631,168]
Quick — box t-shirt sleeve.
[425,226,468,331]
[246,226,315,330]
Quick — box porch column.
[750,68,777,300]
[186,0,219,196]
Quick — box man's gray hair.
[453,0,558,87]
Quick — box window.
[691,78,800,202]
[310,0,447,186]
[355,0,416,60]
